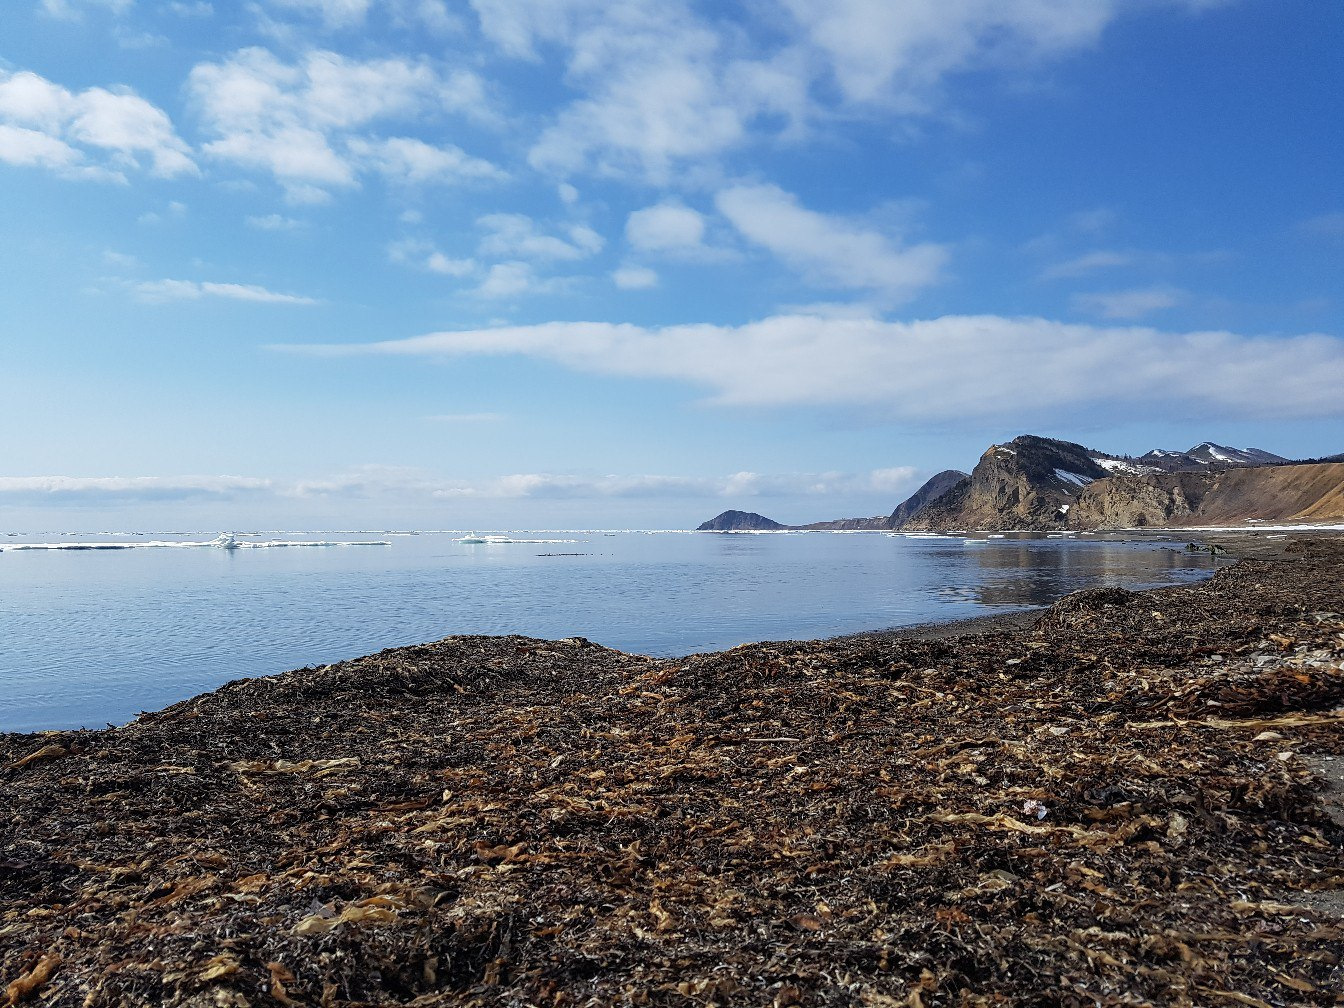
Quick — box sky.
[2,0,1341,530]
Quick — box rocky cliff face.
[886,469,968,527]
[797,470,970,531]
[903,436,1109,531]
[696,438,1336,534]
[1069,462,1344,529]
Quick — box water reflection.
[961,538,1220,607]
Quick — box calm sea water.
[0,530,1220,733]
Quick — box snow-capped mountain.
[1136,443,1289,472]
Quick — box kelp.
[2,542,1342,1006]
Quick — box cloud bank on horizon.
[2,0,1341,525]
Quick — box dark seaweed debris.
[3,544,1343,1007]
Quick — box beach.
[2,537,1341,1006]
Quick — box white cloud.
[1072,286,1183,319]
[716,183,946,301]
[426,252,476,276]
[102,250,140,269]
[626,201,705,253]
[247,213,305,231]
[612,265,658,290]
[429,468,914,501]
[0,475,271,503]
[478,213,603,261]
[0,465,914,508]
[40,0,134,19]
[480,1,787,182]
[0,70,195,180]
[476,261,540,298]
[267,0,373,28]
[187,48,494,199]
[473,1,1205,182]
[0,124,84,171]
[346,136,503,185]
[275,312,1344,423]
[779,0,1117,108]
[388,238,477,277]
[1040,250,1133,280]
[134,279,319,305]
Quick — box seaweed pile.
[3,543,1343,1006]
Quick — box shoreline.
[2,538,1341,1005]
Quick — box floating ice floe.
[455,534,580,544]
[2,534,391,551]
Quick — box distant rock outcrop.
[697,469,971,532]
[903,436,1109,532]
[696,510,788,532]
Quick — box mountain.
[697,469,969,532]
[696,510,787,532]
[902,436,1109,532]
[885,469,969,527]
[1136,443,1289,472]
[696,436,1334,534]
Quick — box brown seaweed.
[2,541,1342,1006]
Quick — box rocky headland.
[700,435,1344,534]
[2,539,1343,1006]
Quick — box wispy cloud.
[134,279,319,304]
[246,213,305,231]
[274,312,1344,423]
[40,0,135,20]
[0,475,272,504]
[1039,250,1133,280]
[0,465,915,508]
[612,265,658,290]
[716,183,946,302]
[1072,286,1183,319]
[477,213,603,261]
[1299,212,1344,238]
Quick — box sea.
[0,529,1223,734]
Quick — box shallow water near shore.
[0,530,1221,733]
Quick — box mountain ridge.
[697,437,1339,532]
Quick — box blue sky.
[2,0,1341,529]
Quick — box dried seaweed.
[2,544,1342,1006]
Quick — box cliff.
[903,436,1109,531]
[885,469,968,527]
[1069,461,1344,529]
